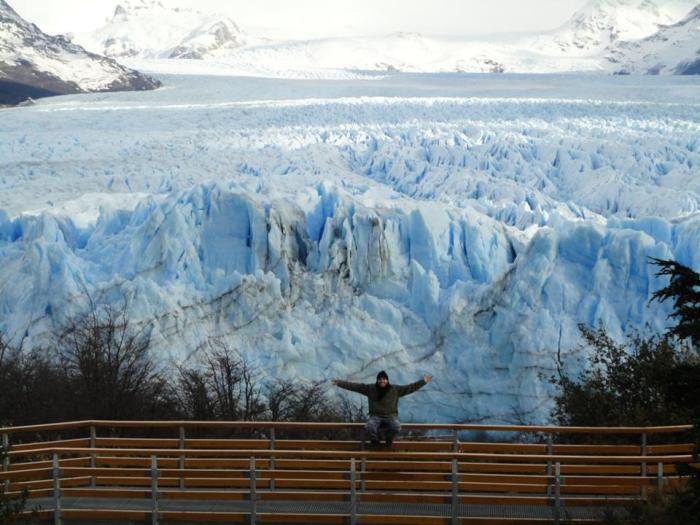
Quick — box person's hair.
[376,370,390,400]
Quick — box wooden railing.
[0,420,696,524]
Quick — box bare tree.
[57,299,174,420]
[178,339,265,423]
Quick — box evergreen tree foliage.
[551,325,698,429]
[651,257,700,344]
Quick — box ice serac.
[74,0,243,60]
[0,183,694,423]
[0,0,160,105]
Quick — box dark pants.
[366,415,401,442]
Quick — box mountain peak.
[77,1,243,60]
[113,5,128,20]
[0,0,160,105]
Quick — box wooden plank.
[258,513,346,524]
[273,459,351,470]
[0,466,52,481]
[7,488,52,499]
[553,444,640,455]
[563,476,650,487]
[362,492,448,504]
[560,485,641,495]
[559,464,642,475]
[96,456,181,468]
[459,443,547,454]
[181,477,265,489]
[460,495,550,506]
[31,445,694,463]
[62,509,149,521]
[647,444,695,454]
[160,490,248,501]
[186,458,270,469]
[160,510,248,522]
[10,438,91,452]
[10,456,90,471]
[259,491,347,502]
[94,475,180,487]
[185,439,271,449]
[274,479,350,490]
[457,482,547,494]
[459,517,576,525]
[160,468,248,479]
[62,487,150,499]
[10,476,90,491]
[63,466,149,477]
[457,463,547,474]
[358,515,447,525]
[0,420,92,435]
[1,419,693,436]
[95,437,180,448]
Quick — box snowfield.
[1,72,699,424]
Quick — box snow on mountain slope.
[69,0,698,76]
[74,0,244,60]
[0,0,160,104]
[606,4,700,74]
[1,74,699,423]
[526,0,696,56]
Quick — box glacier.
[0,72,699,424]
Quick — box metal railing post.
[52,453,62,525]
[269,427,276,491]
[451,458,459,525]
[2,433,9,493]
[179,426,185,490]
[151,455,159,525]
[656,462,664,497]
[89,425,96,488]
[350,458,357,525]
[360,457,366,493]
[554,462,562,524]
[250,457,257,525]
[641,433,648,499]
[546,433,553,497]
[2,433,9,470]
[452,428,459,453]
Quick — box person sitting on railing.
[332,371,432,448]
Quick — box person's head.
[376,370,389,389]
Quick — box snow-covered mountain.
[74,0,245,60]
[527,0,696,56]
[107,0,699,76]
[606,4,700,73]
[0,0,160,105]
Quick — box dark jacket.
[336,379,427,416]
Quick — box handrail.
[8,446,695,463]
[0,419,694,435]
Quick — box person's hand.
[423,374,433,383]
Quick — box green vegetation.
[551,258,700,523]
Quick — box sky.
[9,0,591,39]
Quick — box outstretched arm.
[396,374,433,397]
[332,379,371,395]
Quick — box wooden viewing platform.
[1,420,696,524]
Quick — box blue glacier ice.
[0,73,698,423]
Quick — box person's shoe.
[385,436,393,448]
